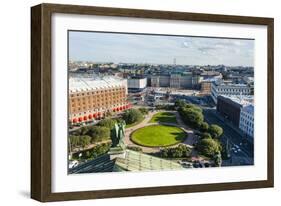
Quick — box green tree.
[184,103,203,113]
[139,107,149,115]
[197,138,221,157]
[69,135,79,148]
[201,132,212,139]
[209,124,223,138]
[79,126,90,135]
[213,151,222,167]
[200,122,209,132]
[175,99,186,108]
[98,118,117,130]
[161,148,169,158]
[122,109,143,124]
[87,126,110,143]
[180,107,204,128]
[127,146,143,152]
[171,148,183,158]
[160,144,191,158]
[79,135,91,149]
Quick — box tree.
[122,109,143,124]
[184,103,203,113]
[200,122,209,132]
[172,148,183,158]
[160,144,191,158]
[209,124,223,138]
[98,118,117,130]
[180,107,204,128]
[201,132,212,139]
[127,146,143,152]
[79,126,90,135]
[79,135,91,149]
[161,148,169,158]
[213,151,222,167]
[197,138,221,157]
[87,126,110,142]
[69,135,80,148]
[139,107,149,115]
[175,99,186,108]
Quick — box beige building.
[200,81,212,94]
[69,76,129,124]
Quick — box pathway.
[124,110,199,153]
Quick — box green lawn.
[149,112,177,124]
[125,115,145,128]
[131,125,186,147]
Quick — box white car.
[69,160,79,169]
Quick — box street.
[203,108,254,166]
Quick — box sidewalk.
[124,110,198,153]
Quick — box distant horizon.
[69,59,254,68]
[69,31,255,67]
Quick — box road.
[203,108,254,166]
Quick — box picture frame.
[31,3,274,202]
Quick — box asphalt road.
[203,108,254,166]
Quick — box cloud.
[69,31,254,66]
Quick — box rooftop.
[242,104,254,113]
[213,80,249,87]
[220,95,254,106]
[114,150,183,172]
[69,76,127,93]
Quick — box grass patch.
[131,125,186,147]
[149,112,177,124]
[125,115,145,128]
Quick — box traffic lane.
[203,110,253,159]
[204,113,253,159]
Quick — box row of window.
[241,112,254,121]
[215,88,250,93]
[240,125,254,136]
[70,102,126,113]
[71,95,125,103]
[70,87,125,97]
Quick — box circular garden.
[130,125,186,147]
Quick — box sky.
[69,31,254,66]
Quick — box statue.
[111,121,126,150]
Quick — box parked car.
[69,160,79,169]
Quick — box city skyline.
[69,31,255,67]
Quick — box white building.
[127,77,147,92]
[239,104,254,138]
[211,81,252,103]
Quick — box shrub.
[200,132,212,139]
[87,126,111,143]
[209,124,223,138]
[200,122,209,132]
[97,118,117,130]
[69,135,91,149]
[122,109,143,124]
[139,107,149,115]
[179,107,204,129]
[197,138,221,157]
[160,144,191,158]
[127,146,143,152]
[72,142,111,160]
[175,99,187,108]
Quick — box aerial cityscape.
[68,31,254,174]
